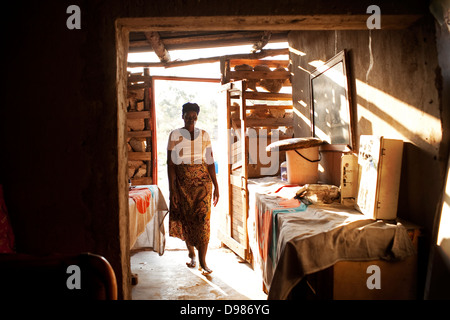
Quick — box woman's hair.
[182,102,200,116]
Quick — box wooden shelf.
[227,70,290,80]
[127,74,151,84]
[128,152,151,161]
[126,69,154,184]
[231,104,293,111]
[127,111,151,119]
[131,177,152,186]
[229,59,289,69]
[246,117,293,127]
[241,91,292,101]
[127,83,148,90]
[127,130,152,138]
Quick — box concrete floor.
[130,236,268,300]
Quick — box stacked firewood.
[127,88,148,180]
[234,64,288,93]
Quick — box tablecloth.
[129,185,168,255]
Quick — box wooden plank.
[227,70,291,80]
[232,222,246,239]
[127,130,152,138]
[249,104,293,110]
[129,31,288,52]
[128,152,152,161]
[231,118,241,140]
[230,59,289,68]
[127,74,151,83]
[232,226,246,243]
[230,104,293,112]
[127,111,151,119]
[239,87,250,259]
[232,104,293,112]
[246,117,293,127]
[128,48,289,69]
[232,210,245,225]
[127,83,148,90]
[232,160,243,171]
[218,229,247,259]
[244,91,292,101]
[252,31,273,52]
[120,15,423,32]
[151,75,220,83]
[144,31,171,63]
[230,174,241,187]
[131,177,152,186]
[231,145,242,164]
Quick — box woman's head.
[182,102,200,117]
[182,102,199,128]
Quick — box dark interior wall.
[288,16,450,297]
[1,0,127,297]
[0,0,444,300]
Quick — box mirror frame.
[309,50,354,152]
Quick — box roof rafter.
[252,31,272,53]
[143,31,171,63]
[128,48,289,69]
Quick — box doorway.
[152,77,222,249]
[128,75,269,300]
[117,19,292,298]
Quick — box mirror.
[310,50,353,151]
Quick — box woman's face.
[183,110,198,128]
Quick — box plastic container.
[280,161,287,181]
[286,147,320,185]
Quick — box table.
[129,185,168,255]
[248,177,417,300]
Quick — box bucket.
[286,147,320,185]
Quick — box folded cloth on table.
[129,188,152,214]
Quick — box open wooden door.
[217,80,251,262]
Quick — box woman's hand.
[170,191,179,210]
[213,187,219,207]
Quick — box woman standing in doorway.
[167,102,219,274]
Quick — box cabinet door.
[217,81,250,262]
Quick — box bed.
[247,177,419,299]
[128,185,168,255]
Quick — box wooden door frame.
[217,81,251,260]
[115,12,422,299]
[116,18,298,292]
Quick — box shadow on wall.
[398,142,444,297]
[398,142,442,230]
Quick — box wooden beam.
[129,31,288,52]
[128,48,289,68]
[151,75,220,83]
[229,59,289,68]
[144,31,171,63]
[119,15,423,32]
[252,31,272,52]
